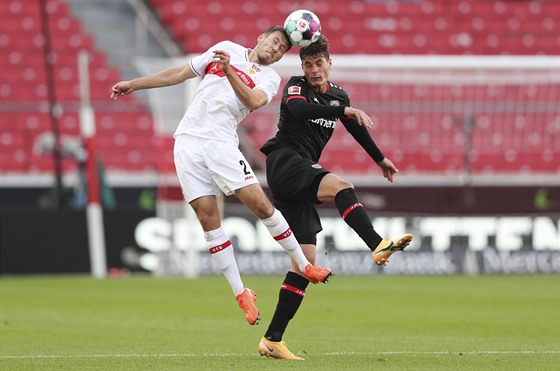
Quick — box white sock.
[204,228,244,296]
[261,209,310,271]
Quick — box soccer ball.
[284,9,321,48]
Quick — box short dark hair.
[299,34,330,61]
[263,26,293,51]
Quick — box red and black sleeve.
[286,96,346,120]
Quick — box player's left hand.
[376,157,398,183]
[343,107,374,128]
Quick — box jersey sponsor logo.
[205,62,256,88]
[288,86,301,95]
[245,174,254,180]
[330,100,340,106]
[310,117,337,129]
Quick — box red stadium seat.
[2,0,559,176]
[151,0,560,56]
[0,0,158,174]
[0,134,30,172]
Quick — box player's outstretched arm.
[110,64,196,100]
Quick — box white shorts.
[173,134,259,203]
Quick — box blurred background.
[0,0,558,277]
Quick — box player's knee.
[338,178,354,191]
[331,176,354,196]
[323,173,354,194]
[196,212,220,230]
[253,199,275,219]
[192,205,219,229]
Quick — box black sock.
[335,188,382,250]
[264,271,309,342]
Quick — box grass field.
[1,274,558,370]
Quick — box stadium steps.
[65,0,172,82]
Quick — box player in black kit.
[257,35,413,360]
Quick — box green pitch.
[1,274,558,370]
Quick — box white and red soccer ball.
[284,9,322,48]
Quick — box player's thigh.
[174,135,220,202]
[266,148,328,203]
[205,140,260,197]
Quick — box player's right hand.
[212,50,231,74]
[376,157,398,183]
[110,81,133,100]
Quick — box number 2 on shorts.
[239,160,250,175]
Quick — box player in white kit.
[110,26,332,325]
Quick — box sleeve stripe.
[286,95,306,104]
[190,59,202,76]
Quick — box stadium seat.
[0,0,160,173]
[151,0,560,56]
[2,0,558,176]
[0,131,30,171]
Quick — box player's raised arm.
[110,64,196,100]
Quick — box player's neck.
[247,49,257,64]
[312,83,328,93]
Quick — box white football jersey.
[174,40,281,145]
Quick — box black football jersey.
[261,75,350,162]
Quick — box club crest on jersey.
[330,100,340,106]
[251,64,261,73]
[288,86,301,95]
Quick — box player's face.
[301,55,332,92]
[255,31,290,65]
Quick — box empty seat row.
[150,0,559,55]
[1,0,161,174]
